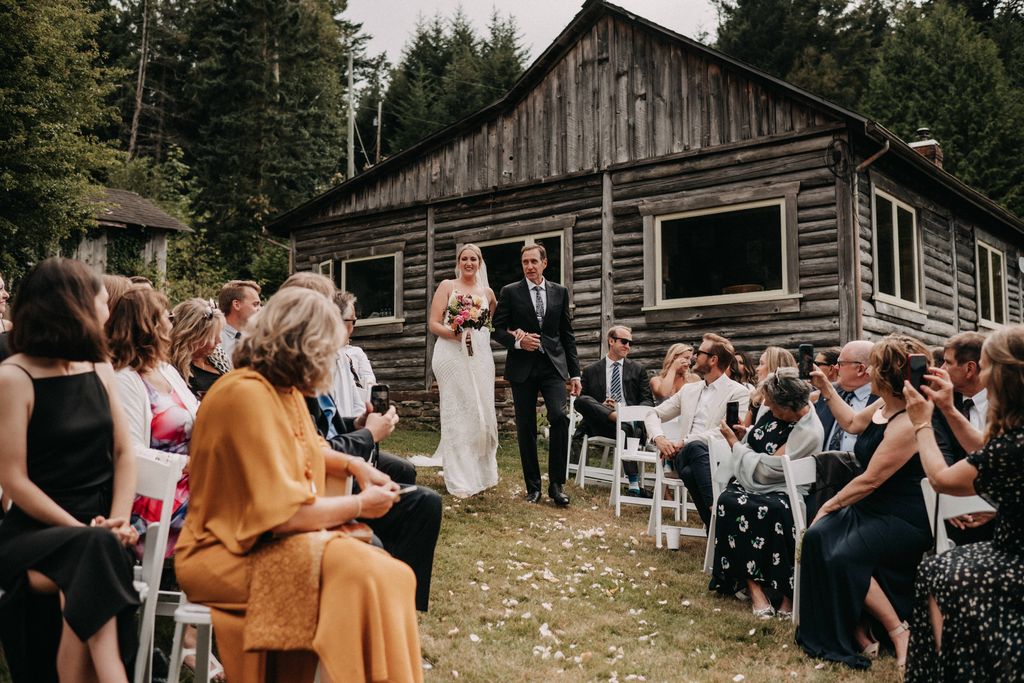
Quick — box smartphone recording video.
[370,384,390,413]
[798,344,815,380]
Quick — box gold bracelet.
[914,423,933,435]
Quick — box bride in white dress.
[428,243,500,497]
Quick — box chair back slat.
[920,478,996,555]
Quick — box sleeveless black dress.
[796,412,930,669]
[0,370,139,682]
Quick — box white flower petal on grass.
[748,628,756,636]
[447,627,459,636]
[522,612,532,619]
[452,671,459,678]
[469,633,480,643]
[480,584,490,591]
[542,602,553,610]
[732,676,745,682]
[815,663,826,670]
[681,599,691,607]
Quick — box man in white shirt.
[216,279,262,365]
[644,333,749,527]
[334,291,377,418]
[813,340,877,451]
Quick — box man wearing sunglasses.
[575,326,654,497]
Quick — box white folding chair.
[571,397,617,490]
[167,596,216,683]
[781,454,816,627]
[133,450,187,683]
[647,433,719,548]
[921,479,996,555]
[700,439,733,572]
[610,405,657,515]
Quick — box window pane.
[897,206,917,303]
[346,256,396,320]
[978,247,991,322]
[479,236,562,292]
[875,196,895,297]
[992,250,1005,323]
[660,203,783,300]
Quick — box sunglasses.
[611,336,632,346]
[813,360,834,367]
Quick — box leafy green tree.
[863,1,1024,215]
[0,0,121,282]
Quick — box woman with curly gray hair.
[711,368,824,620]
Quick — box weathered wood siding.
[306,14,833,220]
[292,207,429,388]
[858,165,1023,344]
[609,129,844,367]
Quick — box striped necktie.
[827,389,856,450]
[610,361,623,403]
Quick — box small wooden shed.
[269,0,1024,425]
[74,187,191,280]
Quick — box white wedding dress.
[432,324,499,498]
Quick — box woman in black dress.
[713,368,824,620]
[798,334,933,671]
[0,258,139,683]
[904,325,1024,681]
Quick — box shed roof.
[95,188,191,232]
[268,0,1023,235]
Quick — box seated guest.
[814,340,876,451]
[216,279,261,366]
[903,325,1024,682]
[107,287,223,679]
[645,333,750,527]
[744,346,797,425]
[733,351,757,391]
[0,258,139,683]
[814,347,840,383]
[284,274,442,614]
[169,298,226,399]
[577,325,654,497]
[650,343,699,400]
[798,334,933,670]
[927,332,994,545]
[175,287,422,683]
[338,291,376,404]
[713,368,823,619]
[102,274,132,312]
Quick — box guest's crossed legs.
[672,440,714,527]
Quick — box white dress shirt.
[690,373,729,434]
[825,382,874,452]
[329,349,367,419]
[220,323,241,365]
[514,278,547,350]
[963,388,988,433]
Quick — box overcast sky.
[345,0,720,66]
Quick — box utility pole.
[375,99,382,164]
[347,41,355,179]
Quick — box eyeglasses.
[835,360,864,367]
[611,336,632,346]
[694,350,711,358]
[343,318,357,323]
[814,360,834,367]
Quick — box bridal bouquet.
[445,293,492,356]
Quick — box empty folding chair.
[921,478,996,555]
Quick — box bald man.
[814,340,877,451]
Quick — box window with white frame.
[316,259,333,279]
[977,240,1007,326]
[340,253,401,324]
[655,199,788,306]
[477,231,564,292]
[872,188,920,307]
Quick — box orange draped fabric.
[175,369,422,683]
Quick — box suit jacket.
[814,383,878,450]
[492,279,580,382]
[581,357,652,408]
[304,396,377,463]
[644,374,750,444]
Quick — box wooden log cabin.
[269,0,1024,426]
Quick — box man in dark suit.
[305,394,442,612]
[492,243,581,507]
[576,325,654,497]
[814,340,876,451]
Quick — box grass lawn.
[1,427,900,682]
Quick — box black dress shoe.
[525,490,542,503]
[548,483,570,507]
[627,487,654,499]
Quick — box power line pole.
[375,99,382,164]
[347,42,355,179]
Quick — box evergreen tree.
[862,1,1024,215]
[182,0,350,279]
[0,0,120,281]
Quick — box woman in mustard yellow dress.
[175,287,422,683]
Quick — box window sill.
[643,293,801,323]
[354,318,405,335]
[978,318,1005,331]
[871,296,928,326]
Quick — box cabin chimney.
[908,127,943,169]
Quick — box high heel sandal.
[181,647,226,682]
[888,620,911,678]
[752,604,776,620]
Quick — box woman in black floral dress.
[904,325,1024,681]
[713,368,824,619]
